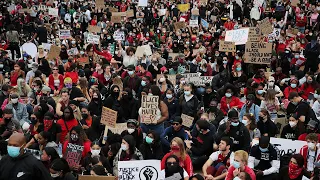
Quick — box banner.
[219,41,236,52]
[248,27,261,42]
[140,95,159,124]
[260,18,273,35]
[113,31,125,41]
[177,4,190,12]
[47,45,61,60]
[108,123,127,135]
[48,8,58,16]
[126,10,134,18]
[244,42,272,64]
[181,114,194,128]
[88,25,101,33]
[182,73,213,86]
[111,16,121,23]
[225,28,249,45]
[118,160,160,180]
[87,34,100,44]
[59,30,71,39]
[64,143,84,167]
[201,19,209,29]
[189,20,198,27]
[101,107,117,128]
[135,45,152,57]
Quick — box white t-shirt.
[209,151,234,165]
[159,169,188,180]
[307,150,316,172]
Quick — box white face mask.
[127,128,135,134]
[11,98,18,104]
[91,149,101,157]
[121,144,128,151]
[289,121,297,127]
[308,142,316,150]
[51,172,61,178]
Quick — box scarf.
[288,162,303,179]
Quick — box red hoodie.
[93,45,112,62]
[161,152,193,177]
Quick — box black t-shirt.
[69,86,84,100]
[36,26,48,44]
[295,100,311,124]
[250,144,280,171]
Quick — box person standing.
[6,24,20,60]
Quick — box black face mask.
[30,118,38,125]
[259,116,264,121]
[82,113,88,120]
[112,91,120,98]
[92,97,99,102]
[4,117,11,124]
[306,128,315,134]
[166,162,179,174]
[209,106,217,112]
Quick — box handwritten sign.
[138,0,148,6]
[109,7,118,12]
[182,73,213,86]
[59,30,71,39]
[219,41,236,52]
[101,107,117,128]
[181,114,194,128]
[112,12,126,16]
[87,34,100,44]
[189,20,198,27]
[156,74,176,86]
[113,31,125,41]
[118,160,160,180]
[95,0,105,9]
[111,16,121,23]
[225,28,249,45]
[158,9,167,16]
[135,45,152,58]
[174,22,186,30]
[126,10,134,18]
[47,45,61,61]
[248,27,261,42]
[48,8,58,16]
[88,25,101,33]
[260,18,273,35]
[177,4,190,12]
[244,42,272,64]
[77,56,89,65]
[140,95,159,124]
[108,123,127,135]
[64,143,84,167]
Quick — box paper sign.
[111,16,121,23]
[59,30,71,39]
[135,45,152,58]
[260,18,273,35]
[189,20,198,27]
[272,28,281,39]
[79,176,116,180]
[109,7,118,12]
[87,33,100,44]
[48,8,58,16]
[225,28,249,45]
[248,27,261,42]
[108,123,127,135]
[101,107,117,128]
[201,19,209,29]
[118,160,161,180]
[47,45,61,60]
[19,8,32,14]
[191,8,199,16]
[219,41,236,52]
[68,48,79,55]
[140,95,159,124]
[182,73,213,86]
[78,56,89,65]
[95,0,105,9]
[112,12,126,16]
[64,143,84,167]
[177,4,190,12]
[138,0,148,6]
[200,0,208,4]
[174,22,186,30]
[126,10,134,18]
[158,9,167,16]
[113,31,125,41]
[181,114,194,128]
[20,43,37,58]
[244,42,272,64]
[88,25,101,33]
[42,43,52,50]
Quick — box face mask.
[65,84,72,89]
[70,134,79,142]
[225,93,232,98]
[236,67,241,71]
[112,91,120,98]
[259,146,269,152]
[32,67,37,72]
[34,87,39,92]
[295,55,300,59]
[166,94,173,99]
[128,71,134,76]
[148,93,153,96]
[121,144,128,151]
[171,145,180,152]
[82,113,88,119]
[257,90,264,95]
[209,106,217,112]
[127,128,135,134]
[7,146,21,158]
[289,121,297,127]
[30,118,38,125]
[145,136,153,144]
[242,120,248,126]
[223,60,228,64]
[291,84,297,88]
[71,41,76,44]
[11,98,18,104]
[184,91,191,96]
[232,161,240,169]
[231,122,239,127]
[141,80,147,87]
[90,78,96,83]
[166,162,179,173]
[91,149,101,156]
[308,142,316,150]
[308,80,313,84]
[4,117,11,124]
[233,177,241,180]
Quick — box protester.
[160,154,189,180]
[225,150,256,180]
[278,154,311,180]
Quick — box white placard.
[189,20,198,27]
[118,160,160,180]
[48,8,58,16]
[20,43,38,58]
[59,30,71,39]
[113,31,125,41]
[42,43,52,51]
[87,34,100,44]
[182,73,213,86]
[158,9,166,16]
[225,28,249,45]
[138,0,148,6]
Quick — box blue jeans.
[140,123,164,136]
[296,26,305,33]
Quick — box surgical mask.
[128,71,134,76]
[291,84,297,88]
[259,146,269,152]
[184,91,191,96]
[295,55,299,59]
[232,161,240,168]
[308,80,313,84]
[231,122,239,127]
[236,67,241,71]
[145,136,153,144]
[91,149,101,156]
[242,120,248,126]
[71,41,76,44]
[315,94,319,99]
[233,177,241,180]
[308,142,316,150]
[127,128,135,134]
[28,59,33,64]
[121,144,128,151]
[235,56,239,59]
[225,93,232,98]
[141,80,147,86]
[289,121,297,127]
[11,98,18,104]
[50,173,61,178]
[166,94,173,99]
[257,90,264,95]
[223,60,228,64]
[7,146,21,158]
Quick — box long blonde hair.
[171,137,186,160]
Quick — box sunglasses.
[53,68,58,70]
[172,123,180,126]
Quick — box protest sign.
[42,43,52,51]
[68,48,79,55]
[87,34,100,44]
[135,45,152,57]
[112,12,126,16]
[21,43,37,58]
[244,42,272,64]
[95,0,105,9]
[189,20,198,27]
[138,0,148,6]
[291,0,299,6]
[177,4,190,12]
[59,30,71,39]
[219,41,236,52]
[113,31,125,41]
[64,143,84,167]
[88,25,101,33]
[111,16,121,23]
[181,114,194,128]
[174,22,186,30]
[77,56,89,65]
[19,8,32,14]
[182,73,213,86]
[201,19,209,29]
[191,8,199,16]
[140,95,159,124]
[225,28,249,45]
[79,176,116,180]
[118,160,160,180]
[48,8,58,16]
[126,10,134,18]
[200,0,208,4]
[39,5,48,11]
[101,107,117,128]
[260,18,273,35]
[108,123,127,135]
[158,9,167,16]
[109,7,118,12]
[47,45,61,60]
[248,27,261,42]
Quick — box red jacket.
[161,152,193,177]
[93,45,112,62]
[298,133,320,142]
[300,145,320,168]
[48,74,64,91]
[64,72,79,85]
[57,118,79,143]
[63,140,91,158]
[220,96,244,115]
[284,86,299,99]
[300,84,316,100]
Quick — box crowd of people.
[1,0,320,179]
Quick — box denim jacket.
[5,102,29,126]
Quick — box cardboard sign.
[19,8,32,14]
[112,12,126,16]
[113,31,125,41]
[79,176,116,180]
[64,143,84,167]
[260,18,273,35]
[177,4,190,12]
[244,42,273,64]
[248,27,261,42]
[87,33,100,44]
[47,45,61,60]
[126,10,134,18]
[135,45,152,57]
[200,0,208,5]
[191,8,199,16]
[182,73,213,86]
[140,95,159,124]
[219,41,236,52]
[111,16,121,23]
[181,114,194,128]
[48,8,58,16]
[109,7,118,12]
[225,28,249,45]
[189,20,198,27]
[291,0,299,6]
[101,107,117,128]
[156,74,176,86]
[59,30,71,39]
[108,123,127,135]
[118,160,161,180]
[78,56,89,65]
[174,22,186,30]
[201,19,209,29]
[88,25,101,33]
